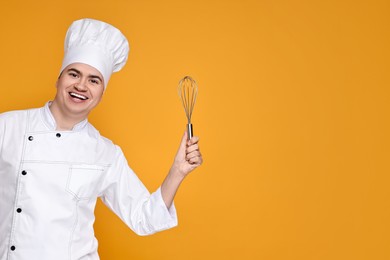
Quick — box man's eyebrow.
[67,67,103,82]
[89,74,103,82]
[67,68,81,74]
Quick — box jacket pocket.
[66,164,105,200]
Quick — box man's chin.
[65,105,91,118]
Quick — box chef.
[0,18,202,260]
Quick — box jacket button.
[10,246,15,251]
[22,170,27,175]
[56,133,61,138]
[16,208,22,213]
[28,136,33,141]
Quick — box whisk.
[178,76,198,140]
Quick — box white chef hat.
[60,18,129,88]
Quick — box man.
[0,18,202,260]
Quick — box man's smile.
[69,92,89,101]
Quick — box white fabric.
[0,102,177,260]
[60,18,130,87]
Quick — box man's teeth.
[70,92,88,100]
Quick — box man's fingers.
[175,131,203,172]
[185,136,202,165]
[186,150,201,160]
[187,136,199,146]
[186,144,199,153]
[188,155,203,165]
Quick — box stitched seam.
[66,165,105,201]
[22,160,111,167]
[66,165,78,199]
[68,200,79,260]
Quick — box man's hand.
[171,130,203,178]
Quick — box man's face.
[54,63,105,119]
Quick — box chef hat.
[60,18,129,88]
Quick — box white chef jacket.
[0,102,178,260]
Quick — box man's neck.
[49,102,87,131]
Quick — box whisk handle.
[187,123,193,140]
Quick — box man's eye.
[69,73,78,78]
[90,79,101,85]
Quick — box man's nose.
[74,78,88,91]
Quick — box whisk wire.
[180,84,189,122]
[190,85,197,120]
[184,84,189,121]
[178,76,198,139]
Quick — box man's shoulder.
[85,123,122,162]
[0,107,35,122]
[85,123,116,147]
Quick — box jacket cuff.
[149,187,178,231]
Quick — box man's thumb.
[177,130,188,156]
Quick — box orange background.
[0,0,389,259]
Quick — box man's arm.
[161,131,203,209]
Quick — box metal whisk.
[178,76,198,140]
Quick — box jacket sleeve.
[98,146,178,236]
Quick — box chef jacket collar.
[41,101,89,131]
